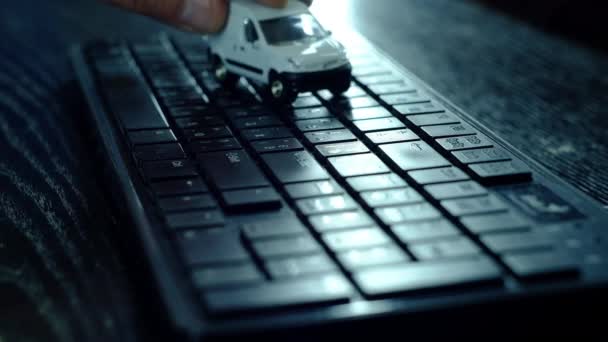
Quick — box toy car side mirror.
[252,40,261,50]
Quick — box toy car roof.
[231,0,310,21]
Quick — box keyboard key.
[292,96,322,108]
[425,181,488,200]
[381,92,430,105]
[309,210,375,232]
[392,219,460,243]
[234,115,282,129]
[369,83,416,95]
[221,187,282,212]
[406,112,460,127]
[134,143,185,162]
[251,138,303,154]
[322,227,390,251]
[409,237,481,260]
[460,212,530,234]
[502,250,579,281]
[183,126,232,141]
[285,180,344,199]
[481,231,556,254]
[304,129,357,144]
[441,195,508,217]
[468,160,533,184]
[266,254,336,278]
[338,245,409,270]
[297,195,359,215]
[192,263,263,289]
[295,118,344,132]
[242,126,293,141]
[177,228,247,265]
[102,70,170,130]
[361,188,424,207]
[353,117,405,132]
[242,217,307,240]
[143,159,198,181]
[204,274,352,315]
[394,102,444,115]
[175,116,224,130]
[329,153,390,177]
[333,96,378,111]
[358,74,404,85]
[376,203,441,225]
[316,141,369,157]
[129,129,176,145]
[343,107,392,121]
[408,167,470,185]
[421,123,477,138]
[225,105,272,119]
[190,138,241,153]
[452,146,512,164]
[166,210,224,230]
[381,141,451,171]
[151,178,208,197]
[352,66,391,78]
[198,150,270,190]
[159,194,216,212]
[366,129,419,144]
[436,134,494,151]
[253,235,321,259]
[321,85,366,98]
[262,151,329,184]
[347,173,407,192]
[354,257,502,297]
[290,107,332,120]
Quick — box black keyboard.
[73,32,608,338]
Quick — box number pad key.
[409,237,481,260]
[297,195,359,215]
[338,245,409,270]
[361,188,424,208]
[322,227,391,252]
[253,235,321,259]
[285,180,344,199]
[266,254,336,278]
[436,134,494,151]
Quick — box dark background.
[0,0,606,341]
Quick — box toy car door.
[233,18,266,82]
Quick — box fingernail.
[180,0,220,33]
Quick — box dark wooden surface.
[0,0,606,341]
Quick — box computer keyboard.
[73,33,608,337]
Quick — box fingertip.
[180,0,228,33]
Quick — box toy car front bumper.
[281,64,352,92]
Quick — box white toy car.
[207,0,352,103]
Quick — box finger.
[106,0,228,33]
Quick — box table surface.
[1,0,607,341]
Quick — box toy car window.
[260,14,327,45]
[244,19,259,43]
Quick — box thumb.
[106,0,229,33]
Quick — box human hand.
[105,0,313,33]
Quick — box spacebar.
[354,257,503,297]
[204,274,352,315]
[100,70,169,130]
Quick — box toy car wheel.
[268,72,297,103]
[212,55,239,87]
[329,79,352,96]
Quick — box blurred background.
[0,0,606,341]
